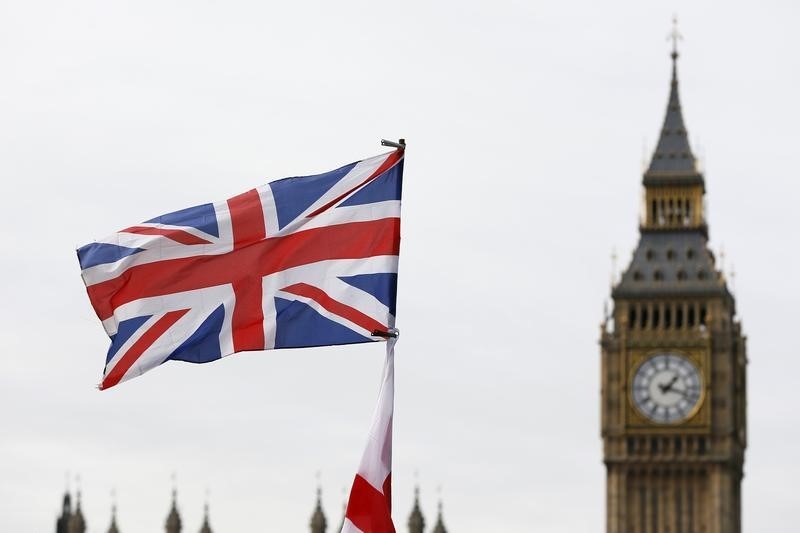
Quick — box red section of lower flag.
[100,309,189,390]
[345,473,395,533]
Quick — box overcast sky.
[2,1,799,531]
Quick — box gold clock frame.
[625,348,710,432]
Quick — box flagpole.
[341,332,398,533]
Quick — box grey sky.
[1,0,799,531]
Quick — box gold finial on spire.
[668,15,683,60]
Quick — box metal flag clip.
[381,139,406,150]
[372,328,399,339]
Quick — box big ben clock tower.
[600,37,747,532]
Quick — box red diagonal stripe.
[100,309,189,390]
[306,151,403,218]
[345,473,395,533]
[122,226,212,245]
[87,218,400,321]
[281,282,386,335]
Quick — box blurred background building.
[53,484,449,533]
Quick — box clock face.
[631,353,703,424]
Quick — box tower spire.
[309,484,327,533]
[431,497,448,533]
[407,485,425,533]
[69,482,87,533]
[646,18,697,178]
[107,490,119,533]
[107,490,120,533]
[56,483,72,533]
[198,495,213,533]
[165,481,182,533]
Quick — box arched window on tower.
[676,306,684,328]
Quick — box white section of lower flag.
[341,335,397,533]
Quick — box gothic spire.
[165,487,182,533]
[68,490,86,533]
[309,486,327,533]
[107,501,120,533]
[431,499,448,533]
[198,502,213,533]
[56,490,72,533]
[407,486,425,533]
[645,18,700,180]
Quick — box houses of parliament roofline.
[54,484,449,533]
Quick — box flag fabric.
[342,335,397,533]
[77,150,404,390]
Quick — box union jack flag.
[78,150,403,390]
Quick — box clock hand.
[658,374,679,393]
[672,388,696,399]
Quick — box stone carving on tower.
[600,26,747,533]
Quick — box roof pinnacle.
[432,491,447,533]
[309,480,327,533]
[408,484,425,533]
[669,15,682,61]
[645,18,698,178]
[107,489,120,533]
[199,493,213,533]
[165,477,181,533]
